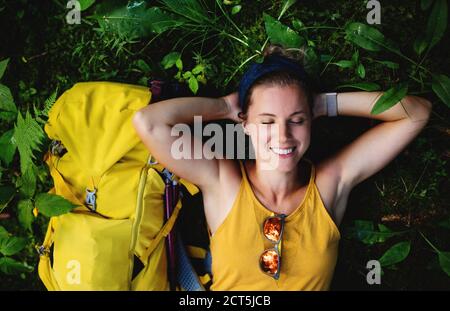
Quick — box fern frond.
[12,111,45,174]
[42,88,58,117]
[0,83,18,122]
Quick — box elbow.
[406,95,432,122]
[132,109,155,135]
[421,98,432,121]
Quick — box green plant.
[0,225,33,275]
[161,51,209,94]
[90,0,450,113]
[0,59,77,277]
[348,219,450,278]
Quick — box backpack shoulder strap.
[140,198,182,261]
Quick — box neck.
[247,159,309,204]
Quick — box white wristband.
[326,93,338,117]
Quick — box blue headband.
[238,54,308,110]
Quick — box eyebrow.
[258,111,307,117]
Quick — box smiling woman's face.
[244,83,311,172]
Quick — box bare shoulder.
[200,159,242,235]
[315,156,353,226]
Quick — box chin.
[274,156,301,172]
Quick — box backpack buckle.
[148,156,158,165]
[85,188,97,212]
[36,245,50,256]
[50,140,67,157]
[161,168,177,185]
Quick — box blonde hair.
[262,44,307,63]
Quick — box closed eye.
[260,120,275,124]
[290,119,305,124]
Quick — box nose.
[276,122,292,143]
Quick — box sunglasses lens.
[259,249,279,275]
[263,217,282,242]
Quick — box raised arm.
[314,91,432,210]
[132,93,240,190]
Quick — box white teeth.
[271,147,294,155]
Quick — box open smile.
[269,147,296,156]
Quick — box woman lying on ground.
[133,45,432,290]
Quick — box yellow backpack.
[37,81,210,290]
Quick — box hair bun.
[263,44,306,64]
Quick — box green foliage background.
[0,0,449,290]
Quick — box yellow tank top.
[210,159,341,291]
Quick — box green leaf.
[378,224,393,233]
[351,50,359,64]
[35,193,78,217]
[319,54,333,63]
[438,252,450,277]
[138,76,148,86]
[379,241,411,267]
[336,82,381,91]
[0,226,8,238]
[0,257,33,275]
[413,34,428,55]
[42,89,58,118]
[353,220,374,243]
[95,3,185,39]
[432,74,450,108]
[191,64,204,75]
[0,236,27,256]
[12,110,45,174]
[189,76,199,94]
[375,60,399,69]
[136,59,151,73]
[0,186,15,213]
[424,0,447,51]
[333,60,355,68]
[197,74,207,85]
[231,5,241,15]
[292,19,304,32]
[379,60,400,69]
[79,0,96,11]
[279,0,297,19]
[0,58,9,80]
[371,82,408,115]
[16,164,36,199]
[357,63,366,78]
[350,220,399,244]
[0,83,18,122]
[345,22,400,54]
[264,13,305,48]
[175,58,183,71]
[421,0,433,10]
[0,129,16,166]
[18,199,34,232]
[182,71,192,79]
[303,47,320,76]
[161,52,181,70]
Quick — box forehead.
[248,84,308,116]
